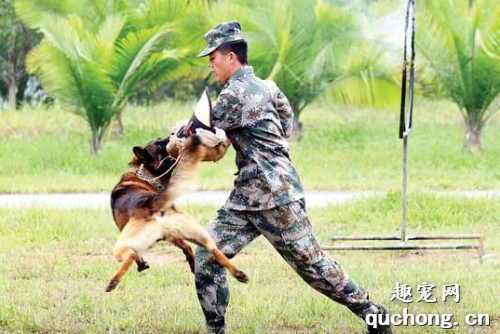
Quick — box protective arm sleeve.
[200,138,231,162]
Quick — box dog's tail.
[153,135,206,211]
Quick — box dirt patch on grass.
[392,248,498,265]
[278,325,319,334]
[276,325,365,334]
[70,252,185,267]
[70,250,255,267]
[71,254,111,263]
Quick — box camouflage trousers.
[194,199,378,334]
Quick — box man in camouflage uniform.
[194,21,395,334]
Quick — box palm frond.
[111,24,175,108]
[26,40,83,109]
[14,0,89,29]
[92,15,127,65]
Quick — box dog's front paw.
[106,279,119,292]
[137,261,150,272]
[233,270,249,283]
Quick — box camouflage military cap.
[197,21,245,57]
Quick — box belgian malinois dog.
[106,134,248,292]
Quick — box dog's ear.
[133,146,151,162]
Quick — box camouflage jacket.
[212,66,305,211]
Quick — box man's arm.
[264,80,294,138]
[212,87,243,131]
[275,88,294,138]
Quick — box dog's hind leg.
[198,237,249,283]
[107,219,164,291]
[106,246,137,292]
[167,212,249,283]
[171,238,195,273]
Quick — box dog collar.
[129,165,164,190]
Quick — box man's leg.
[195,207,260,334]
[250,199,379,319]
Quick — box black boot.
[367,304,395,334]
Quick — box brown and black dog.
[106,134,248,292]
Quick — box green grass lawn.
[1,99,500,193]
[1,194,498,333]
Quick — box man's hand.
[195,127,227,147]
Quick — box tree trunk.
[8,80,17,110]
[90,131,102,155]
[463,121,482,153]
[16,75,29,107]
[115,111,124,135]
[291,101,303,140]
[292,116,302,135]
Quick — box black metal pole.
[400,0,415,244]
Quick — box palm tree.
[15,0,207,154]
[208,0,399,130]
[418,0,500,152]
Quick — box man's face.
[208,50,233,84]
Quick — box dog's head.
[132,136,176,176]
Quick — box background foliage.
[418,0,500,152]
[14,0,208,153]
[1,0,500,154]
[0,0,41,110]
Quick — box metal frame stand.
[324,235,485,263]
[325,0,484,263]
